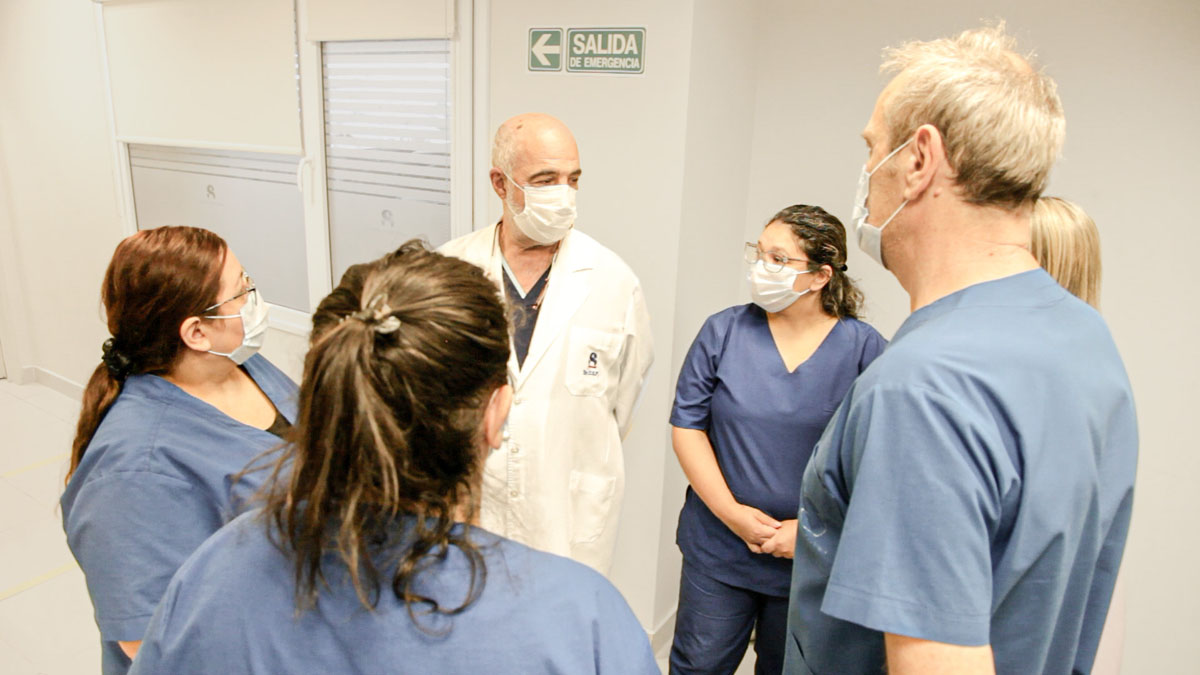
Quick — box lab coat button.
[509,445,519,454]
[509,489,519,498]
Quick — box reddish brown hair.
[66,227,227,483]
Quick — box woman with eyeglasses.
[126,241,655,674]
[668,205,886,673]
[61,226,297,675]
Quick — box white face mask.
[206,287,269,365]
[504,173,577,245]
[853,138,912,268]
[746,260,812,313]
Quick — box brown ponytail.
[67,227,227,483]
[263,240,510,626]
[768,204,865,319]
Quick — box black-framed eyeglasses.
[202,271,256,315]
[744,242,812,274]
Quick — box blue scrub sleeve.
[67,471,221,641]
[859,329,887,373]
[124,568,181,675]
[820,384,1003,646]
[592,578,660,673]
[669,316,725,430]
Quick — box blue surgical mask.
[853,138,912,268]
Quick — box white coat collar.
[487,224,595,388]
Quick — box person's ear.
[178,316,213,353]
[807,265,833,293]
[482,383,513,450]
[903,124,947,201]
[490,168,508,202]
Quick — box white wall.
[657,0,762,634]
[743,1,1200,671]
[0,0,311,391]
[0,0,124,388]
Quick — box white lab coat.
[439,225,653,573]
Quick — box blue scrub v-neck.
[761,311,842,376]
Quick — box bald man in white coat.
[439,113,653,574]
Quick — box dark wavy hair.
[767,205,864,319]
[67,227,226,483]
[260,240,510,626]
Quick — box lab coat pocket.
[568,470,616,545]
[564,327,620,397]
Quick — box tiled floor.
[0,378,98,675]
[0,377,754,674]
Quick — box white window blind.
[102,0,302,152]
[323,40,453,284]
[128,144,310,312]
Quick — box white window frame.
[94,0,479,336]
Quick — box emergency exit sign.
[528,27,646,75]
[567,28,645,74]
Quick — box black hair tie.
[101,338,135,380]
[840,264,848,272]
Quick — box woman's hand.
[759,519,797,558]
[671,427,783,553]
[719,504,781,553]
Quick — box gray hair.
[881,22,1065,208]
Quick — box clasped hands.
[721,503,797,559]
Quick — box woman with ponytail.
[60,227,297,675]
[668,205,886,672]
[128,241,656,674]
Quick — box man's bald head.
[491,113,579,177]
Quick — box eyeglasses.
[744,243,811,273]
[202,271,256,314]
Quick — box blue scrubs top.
[671,305,885,596]
[128,512,658,674]
[784,270,1138,675]
[60,354,298,675]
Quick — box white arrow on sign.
[532,32,560,66]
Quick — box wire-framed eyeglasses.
[744,242,812,273]
[202,271,256,315]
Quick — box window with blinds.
[128,144,310,312]
[323,40,454,284]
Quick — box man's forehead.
[511,141,579,174]
[863,79,899,148]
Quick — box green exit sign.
[566,28,645,74]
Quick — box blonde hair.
[1031,197,1101,308]
[881,22,1065,208]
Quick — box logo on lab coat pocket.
[583,351,600,376]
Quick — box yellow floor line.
[1,452,69,479]
[0,562,76,602]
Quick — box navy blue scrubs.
[61,354,297,675]
[669,304,884,673]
